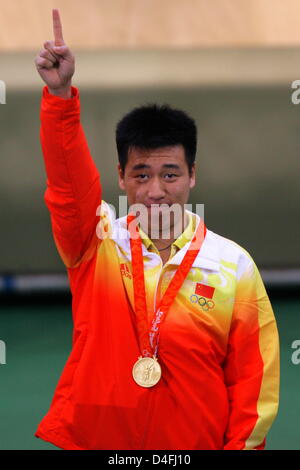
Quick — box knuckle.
[44,40,54,49]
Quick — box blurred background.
[0,0,299,450]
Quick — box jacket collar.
[109,207,220,272]
[164,211,220,271]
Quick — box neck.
[148,211,189,251]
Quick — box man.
[34,9,280,450]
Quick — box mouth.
[144,203,171,208]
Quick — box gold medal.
[132,356,162,388]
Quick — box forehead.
[127,145,187,169]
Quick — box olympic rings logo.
[190,294,215,311]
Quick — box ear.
[189,163,196,189]
[118,163,126,190]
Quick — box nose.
[147,176,166,201]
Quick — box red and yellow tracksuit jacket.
[34,85,280,450]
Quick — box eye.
[135,174,149,181]
[164,173,178,179]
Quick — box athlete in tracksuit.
[34,9,280,450]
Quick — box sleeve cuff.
[41,85,80,114]
[42,85,79,103]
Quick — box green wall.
[0,85,299,272]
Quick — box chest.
[119,248,236,333]
[86,239,238,363]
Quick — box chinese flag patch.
[195,283,215,299]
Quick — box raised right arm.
[35,9,102,268]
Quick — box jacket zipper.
[153,260,163,314]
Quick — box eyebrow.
[131,163,181,171]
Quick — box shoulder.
[206,228,256,280]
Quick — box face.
[118,145,195,238]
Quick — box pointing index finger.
[52,8,65,46]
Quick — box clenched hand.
[35,9,75,98]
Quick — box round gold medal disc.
[132,356,162,388]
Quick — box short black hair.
[115,103,197,174]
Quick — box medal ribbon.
[127,213,207,359]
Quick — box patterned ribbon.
[127,213,207,358]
